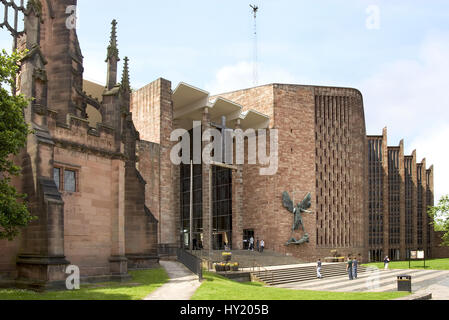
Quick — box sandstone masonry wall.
[214,84,367,262]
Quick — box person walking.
[352,257,358,279]
[249,236,254,251]
[317,259,323,279]
[346,256,353,280]
[384,256,390,270]
[260,239,265,253]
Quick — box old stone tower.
[0,0,158,288]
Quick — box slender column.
[232,119,244,250]
[399,140,406,260]
[411,151,418,252]
[201,108,212,251]
[382,128,389,259]
[425,165,434,256]
[189,160,193,251]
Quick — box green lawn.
[191,272,410,300]
[363,258,449,271]
[0,268,168,300]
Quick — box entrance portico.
[172,82,270,251]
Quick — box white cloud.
[204,61,305,95]
[410,125,449,204]
[361,32,449,140]
[359,32,449,202]
[80,46,108,85]
[206,34,449,202]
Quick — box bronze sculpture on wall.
[282,191,313,245]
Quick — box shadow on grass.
[0,268,169,301]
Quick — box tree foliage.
[0,49,34,241]
[428,195,449,246]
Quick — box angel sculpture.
[282,191,313,245]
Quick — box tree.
[428,195,449,246]
[0,49,34,241]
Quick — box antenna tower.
[250,4,259,86]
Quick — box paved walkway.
[414,275,449,300]
[143,260,202,300]
[274,268,449,298]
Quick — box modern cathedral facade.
[0,0,445,289]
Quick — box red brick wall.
[131,81,161,144]
[214,84,367,262]
[271,85,317,258]
[131,78,178,245]
[124,165,158,260]
[137,141,161,242]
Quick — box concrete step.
[191,250,306,268]
[253,263,368,286]
[257,266,368,276]
[256,267,369,278]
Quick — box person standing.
[249,236,254,251]
[352,257,358,279]
[384,256,390,270]
[346,256,353,280]
[260,239,265,253]
[256,239,260,252]
[317,259,323,279]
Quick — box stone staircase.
[253,263,369,286]
[192,250,306,268]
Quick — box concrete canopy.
[173,82,270,131]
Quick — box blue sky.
[1,0,448,201]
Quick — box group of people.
[316,255,392,280]
[345,256,359,280]
[248,237,265,253]
[315,256,360,280]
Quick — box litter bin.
[397,275,412,292]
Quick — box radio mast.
[250,4,259,86]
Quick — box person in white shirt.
[317,259,322,279]
[384,256,390,270]
[249,237,254,251]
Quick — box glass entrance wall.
[179,124,233,251]
[180,163,203,250]
[212,165,233,250]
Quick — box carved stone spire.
[121,56,131,93]
[106,19,119,90]
[106,19,119,61]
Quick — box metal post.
[409,250,411,269]
[208,165,213,262]
[189,160,193,252]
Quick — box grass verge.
[363,258,449,271]
[0,268,168,300]
[191,272,410,300]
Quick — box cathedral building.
[0,0,445,289]
[367,129,436,262]
[0,1,158,289]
